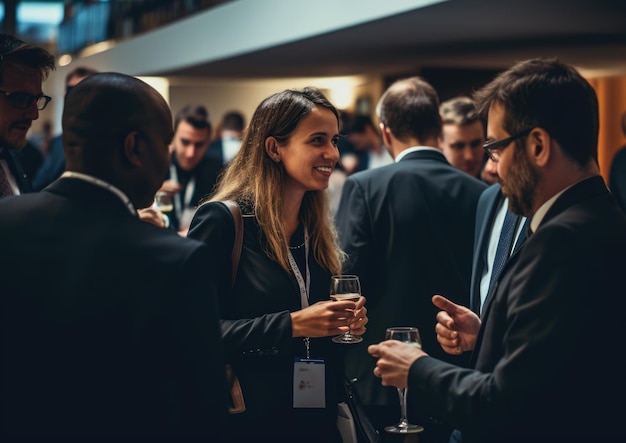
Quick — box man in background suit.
[335,76,486,443]
[0,72,227,437]
[438,96,486,180]
[369,58,626,442]
[158,104,222,235]
[0,33,55,198]
[31,66,98,191]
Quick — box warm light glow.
[137,77,170,104]
[313,76,368,110]
[79,40,116,58]
[58,54,72,67]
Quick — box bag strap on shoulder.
[221,200,243,288]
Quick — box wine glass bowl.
[384,327,424,434]
[330,275,363,344]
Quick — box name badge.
[293,358,325,408]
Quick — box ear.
[379,122,392,148]
[123,131,143,167]
[528,127,552,168]
[264,136,281,163]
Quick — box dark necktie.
[0,150,15,198]
[488,209,519,294]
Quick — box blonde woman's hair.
[206,87,344,274]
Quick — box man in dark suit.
[0,33,55,198]
[0,72,227,437]
[369,58,626,442]
[334,76,487,442]
[158,104,222,235]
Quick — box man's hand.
[368,340,426,389]
[433,294,481,355]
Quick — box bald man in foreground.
[0,72,227,437]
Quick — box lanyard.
[287,227,310,309]
[169,163,196,222]
[61,171,136,215]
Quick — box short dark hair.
[344,114,376,135]
[174,104,212,133]
[0,33,55,84]
[474,58,599,166]
[376,76,441,142]
[221,111,245,132]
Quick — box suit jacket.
[469,184,527,315]
[1,147,32,195]
[0,178,227,437]
[609,145,626,213]
[409,176,626,442]
[188,201,343,442]
[334,149,487,407]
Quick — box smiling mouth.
[314,166,333,173]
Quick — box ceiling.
[159,0,626,79]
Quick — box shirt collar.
[61,171,137,215]
[394,146,441,163]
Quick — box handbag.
[338,378,380,443]
[222,200,246,414]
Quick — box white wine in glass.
[330,275,363,344]
[384,327,424,434]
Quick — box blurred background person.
[31,66,98,192]
[208,109,246,165]
[159,104,222,235]
[0,33,54,199]
[439,96,486,179]
[340,113,393,175]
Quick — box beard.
[502,144,539,217]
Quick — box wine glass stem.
[397,388,409,427]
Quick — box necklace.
[289,241,306,250]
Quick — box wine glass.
[330,275,363,344]
[384,327,424,434]
[154,191,173,214]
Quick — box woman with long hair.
[188,87,368,442]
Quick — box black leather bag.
[343,378,380,443]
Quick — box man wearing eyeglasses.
[369,58,626,442]
[0,33,55,199]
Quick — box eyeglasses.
[0,89,52,110]
[483,128,531,162]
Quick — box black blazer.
[188,201,343,442]
[409,176,626,442]
[334,149,487,407]
[0,178,227,437]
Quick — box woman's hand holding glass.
[289,297,367,339]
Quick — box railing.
[57,0,231,56]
